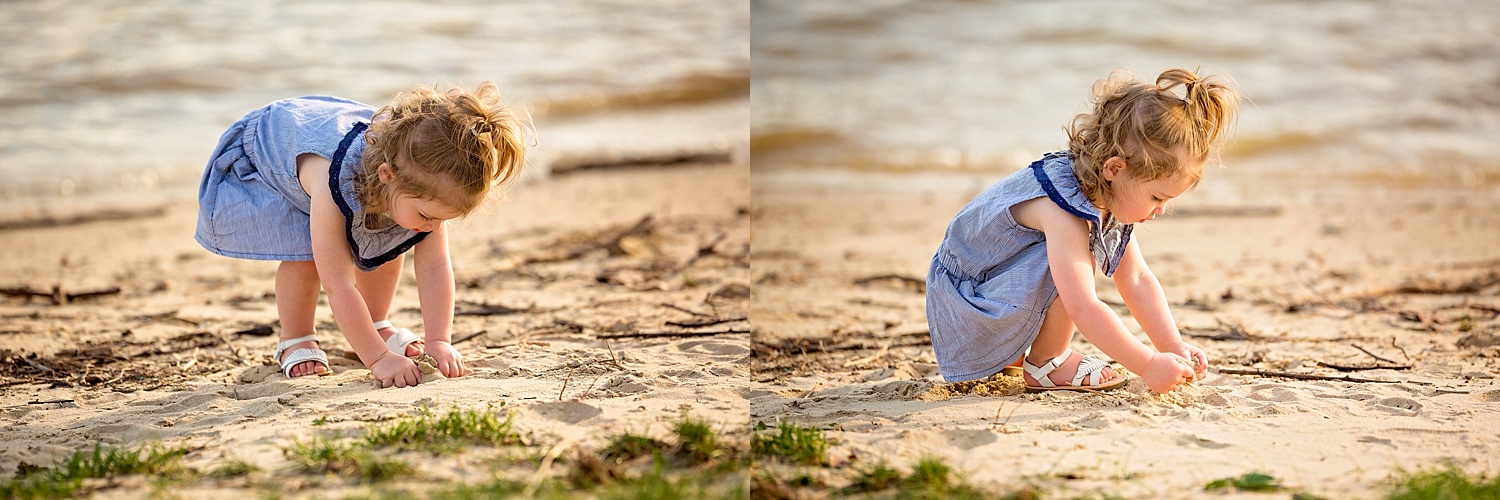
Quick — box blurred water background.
[752,1,1500,192]
[0,0,748,214]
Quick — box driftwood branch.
[514,215,655,266]
[0,206,167,231]
[1,285,121,305]
[1316,361,1412,372]
[1351,344,1404,365]
[451,330,489,345]
[661,303,714,318]
[665,316,746,328]
[1216,368,1398,383]
[550,150,732,176]
[596,328,749,340]
[455,302,540,317]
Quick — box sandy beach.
[749,166,1500,498]
[8,1,1500,498]
[0,95,752,497]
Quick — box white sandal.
[1023,348,1127,392]
[374,320,424,357]
[274,335,331,378]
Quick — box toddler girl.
[196,82,526,388]
[926,68,1238,393]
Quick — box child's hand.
[1160,340,1209,380]
[372,352,422,388]
[1141,352,1196,393]
[426,340,466,378]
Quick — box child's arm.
[1026,201,1194,392]
[412,223,464,377]
[297,154,422,388]
[1111,238,1208,376]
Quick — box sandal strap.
[373,320,394,330]
[278,347,329,378]
[274,335,319,362]
[1072,355,1110,387]
[1022,348,1072,388]
[385,327,423,355]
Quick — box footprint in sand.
[674,339,750,358]
[870,380,933,401]
[942,428,997,450]
[526,401,603,424]
[1368,397,1423,416]
[1176,433,1232,449]
[1247,386,1298,402]
[221,381,299,401]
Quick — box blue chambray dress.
[926,152,1134,382]
[195,96,428,271]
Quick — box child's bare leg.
[277,260,326,377]
[1023,296,1118,386]
[356,254,423,356]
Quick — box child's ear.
[377,162,396,183]
[1102,156,1127,181]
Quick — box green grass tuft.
[1205,471,1283,492]
[363,406,520,454]
[751,420,828,466]
[281,434,411,483]
[845,461,903,493]
[422,478,535,500]
[907,456,955,489]
[602,432,668,463]
[601,463,687,500]
[0,443,191,499]
[833,455,992,499]
[1388,464,1500,500]
[207,458,260,479]
[672,413,720,465]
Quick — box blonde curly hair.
[1066,68,1239,212]
[358,81,528,219]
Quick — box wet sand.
[750,166,1500,498]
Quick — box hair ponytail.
[1155,68,1236,158]
[360,81,529,217]
[1066,67,1240,211]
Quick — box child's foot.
[376,323,424,357]
[1022,348,1126,391]
[275,336,330,378]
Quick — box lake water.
[0,0,748,207]
[752,0,1500,186]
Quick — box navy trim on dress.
[328,122,428,271]
[1106,225,1133,277]
[1029,152,1098,222]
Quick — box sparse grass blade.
[364,406,520,454]
[0,443,191,499]
[602,432,667,463]
[845,461,902,493]
[751,419,828,466]
[282,434,410,484]
[1388,464,1500,500]
[1205,471,1283,492]
[672,413,719,465]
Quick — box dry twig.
[1217,368,1397,383]
[1351,344,1403,365]
[596,328,749,340]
